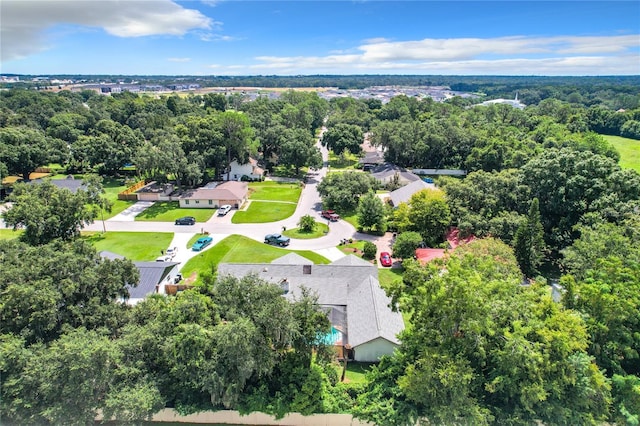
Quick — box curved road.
[82,128,378,258]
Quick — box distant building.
[478,93,526,109]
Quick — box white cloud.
[168,57,191,63]
[1,0,212,62]
[245,34,640,75]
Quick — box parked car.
[264,233,291,247]
[192,236,213,251]
[175,216,196,225]
[217,204,232,216]
[156,255,171,262]
[321,210,340,221]
[379,252,393,267]
[166,246,178,259]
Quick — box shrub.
[363,241,377,259]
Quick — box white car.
[166,247,178,259]
[155,255,171,262]
[217,204,232,216]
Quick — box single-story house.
[100,251,180,305]
[218,253,405,362]
[227,157,264,181]
[371,163,421,186]
[387,179,436,207]
[179,181,248,209]
[359,151,385,170]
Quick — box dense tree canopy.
[357,239,611,425]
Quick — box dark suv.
[175,216,196,225]
[264,233,291,247]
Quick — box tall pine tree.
[513,198,546,277]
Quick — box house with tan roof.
[217,253,405,362]
[179,181,248,209]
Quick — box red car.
[379,252,393,267]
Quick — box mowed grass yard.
[603,135,640,173]
[82,231,173,261]
[232,181,301,224]
[135,201,215,223]
[180,234,329,282]
[0,229,22,240]
[248,181,302,202]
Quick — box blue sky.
[2,1,639,76]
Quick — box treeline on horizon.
[4,74,640,104]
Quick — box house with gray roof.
[388,179,436,207]
[371,163,421,186]
[100,251,180,305]
[217,253,405,362]
[179,181,248,209]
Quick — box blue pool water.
[318,326,342,345]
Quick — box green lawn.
[180,234,330,281]
[82,231,173,261]
[283,222,329,239]
[248,181,302,203]
[101,177,136,218]
[135,201,215,222]
[0,229,22,240]
[328,151,359,170]
[232,201,297,223]
[603,134,640,173]
[378,267,404,291]
[342,362,376,384]
[339,210,359,229]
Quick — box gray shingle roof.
[217,254,404,350]
[371,163,421,182]
[129,261,179,299]
[388,179,436,206]
[270,253,313,265]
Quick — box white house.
[218,253,405,362]
[227,157,264,181]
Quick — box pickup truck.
[264,233,291,247]
[321,210,340,221]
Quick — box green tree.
[392,231,423,259]
[405,189,451,247]
[357,191,386,232]
[321,123,363,157]
[216,111,255,181]
[0,126,64,181]
[298,214,316,233]
[0,239,137,343]
[512,198,546,277]
[359,239,611,426]
[2,328,122,425]
[3,181,99,245]
[278,128,323,174]
[317,172,377,211]
[363,241,377,259]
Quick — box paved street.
[4,128,395,266]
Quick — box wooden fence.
[117,180,146,201]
